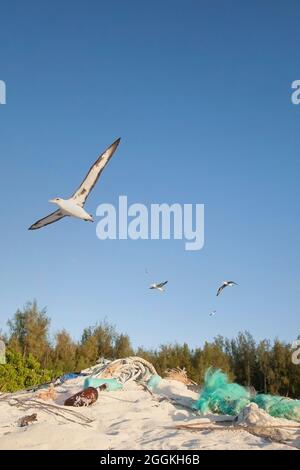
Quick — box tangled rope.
[82,356,157,384]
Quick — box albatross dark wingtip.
[112,137,121,147]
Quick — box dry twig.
[174,421,300,449]
[6,397,94,427]
[164,368,197,386]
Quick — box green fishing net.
[254,393,300,421]
[195,368,300,421]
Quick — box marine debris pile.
[1,358,300,449]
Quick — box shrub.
[0,349,55,392]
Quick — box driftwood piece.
[19,413,37,427]
[174,421,300,449]
[138,383,154,396]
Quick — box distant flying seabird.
[216,281,238,296]
[29,138,121,230]
[209,310,216,316]
[149,281,168,292]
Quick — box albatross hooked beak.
[49,198,58,204]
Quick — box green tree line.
[0,301,299,396]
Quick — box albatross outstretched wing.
[157,281,168,288]
[28,210,66,230]
[71,138,121,207]
[216,284,225,296]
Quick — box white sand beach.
[1,376,299,450]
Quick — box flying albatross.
[216,280,238,296]
[149,281,168,292]
[29,138,121,230]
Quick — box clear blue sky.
[0,0,299,349]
